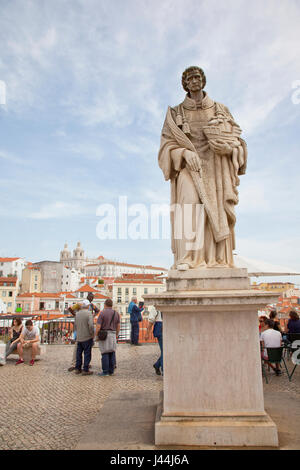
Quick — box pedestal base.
[144,270,280,448]
[155,396,278,447]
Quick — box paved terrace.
[0,344,299,450]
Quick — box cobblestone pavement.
[0,344,163,450]
[0,344,299,450]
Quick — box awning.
[233,254,300,277]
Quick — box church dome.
[60,243,71,260]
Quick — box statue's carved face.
[185,70,203,93]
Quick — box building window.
[7,302,12,307]
[9,291,13,297]
[117,297,121,303]
[55,301,59,309]
[144,288,148,294]
[2,291,6,297]
[133,288,137,295]
[125,288,129,295]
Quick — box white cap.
[81,299,90,307]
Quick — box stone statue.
[158,66,247,270]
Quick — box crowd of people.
[0,291,163,375]
[66,293,163,377]
[5,300,298,378]
[259,309,300,376]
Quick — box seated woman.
[269,310,282,334]
[286,310,300,341]
[4,318,23,361]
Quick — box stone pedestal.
[144,268,279,447]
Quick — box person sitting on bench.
[16,319,40,366]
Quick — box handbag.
[98,311,116,341]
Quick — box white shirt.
[261,328,281,355]
[23,326,40,342]
[148,305,162,324]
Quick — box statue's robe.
[158,93,247,268]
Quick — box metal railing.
[0,317,157,345]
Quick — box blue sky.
[0,0,300,280]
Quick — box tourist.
[68,293,99,372]
[145,305,163,375]
[87,292,100,317]
[67,302,81,372]
[74,300,94,376]
[258,315,268,338]
[286,310,300,336]
[128,296,143,346]
[16,319,40,366]
[95,298,120,377]
[260,318,283,376]
[0,318,23,366]
[269,310,282,334]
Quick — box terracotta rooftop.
[76,284,99,293]
[0,277,18,285]
[113,280,164,285]
[0,257,21,262]
[17,292,61,298]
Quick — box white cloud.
[0,149,27,165]
[29,201,90,220]
[236,236,300,272]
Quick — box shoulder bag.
[98,311,116,341]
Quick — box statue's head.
[182,66,206,94]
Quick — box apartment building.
[111,274,166,318]
[0,276,18,313]
[20,266,42,293]
[0,257,26,279]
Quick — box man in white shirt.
[260,318,282,376]
[16,319,40,366]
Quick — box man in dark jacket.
[128,297,143,346]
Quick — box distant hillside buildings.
[0,242,167,317]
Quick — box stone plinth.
[144,269,279,447]
[167,267,250,291]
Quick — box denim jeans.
[101,351,116,375]
[154,335,163,372]
[76,338,93,372]
[5,340,18,358]
[130,321,139,344]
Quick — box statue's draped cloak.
[158,93,247,266]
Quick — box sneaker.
[16,359,24,365]
[68,366,76,372]
[153,364,161,375]
[75,369,82,374]
[275,369,283,376]
[97,372,109,377]
[29,359,35,366]
[82,370,93,376]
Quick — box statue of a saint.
[158,66,247,270]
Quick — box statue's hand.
[184,150,201,172]
[209,139,233,156]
